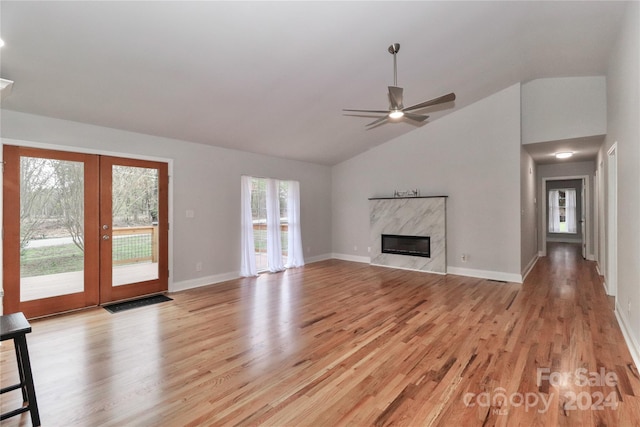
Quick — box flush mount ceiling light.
[555,152,574,159]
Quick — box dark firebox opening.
[381,234,430,258]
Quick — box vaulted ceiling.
[0,1,628,165]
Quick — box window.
[549,188,577,234]
[250,178,288,272]
[240,176,304,276]
[559,190,566,227]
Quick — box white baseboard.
[547,236,582,243]
[521,255,539,282]
[170,256,334,292]
[596,263,603,276]
[446,266,522,284]
[332,254,522,283]
[305,253,332,264]
[331,253,371,264]
[170,256,522,292]
[170,271,239,292]
[539,251,594,261]
[615,303,640,373]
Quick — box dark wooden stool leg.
[14,335,40,427]
[13,339,29,402]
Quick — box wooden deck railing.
[252,223,289,233]
[112,226,158,265]
[111,222,284,266]
[253,222,288,255]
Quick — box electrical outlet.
[306,246,311,253]
[353,245,358,251]
[196,262,202,272]
[461,254,468,262]
[186,210,195,218]
[367,246,371,253]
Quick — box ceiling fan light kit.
[0,78,14,99]
[343,43,456,128]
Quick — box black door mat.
[103,294,173,314]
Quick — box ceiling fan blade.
[403,112,429,122]
[366,116,388,127]
[403,92,456,112]
[388,86,404,110]
[343,109,390,114]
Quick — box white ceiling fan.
[343,43,456,127]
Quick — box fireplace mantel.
[368,196,448,200]
[369,197,446,274]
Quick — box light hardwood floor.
[1,243,639,426]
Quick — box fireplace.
[369,196,446,273]
[381,234,430,258]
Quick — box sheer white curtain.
[266,178,285,272]
[285,180,305,268]
[240,175,257,277]
[566,189,577,233]
[549,190,561,232]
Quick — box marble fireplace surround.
[369,196,447,274]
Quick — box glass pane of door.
[19,156,85,301]
[111,165,159,286]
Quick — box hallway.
[514,242,640,425]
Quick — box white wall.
[602,1,640,367]
[0,110,333,292]
[521,76,606,145]
[536,161,595,256]
[520,148,537,277]
[332,84,522,282]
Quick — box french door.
[3,146,168,318]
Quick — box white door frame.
[1,138,175,293]
[593,169,599,265]
[541,175,591,257]
[597,160,607,275]
[580,179,587,258]
[606,143,618,297]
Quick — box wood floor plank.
[1,243,639,426]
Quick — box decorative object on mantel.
[369,195,447,200]
[394,189,419,198]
